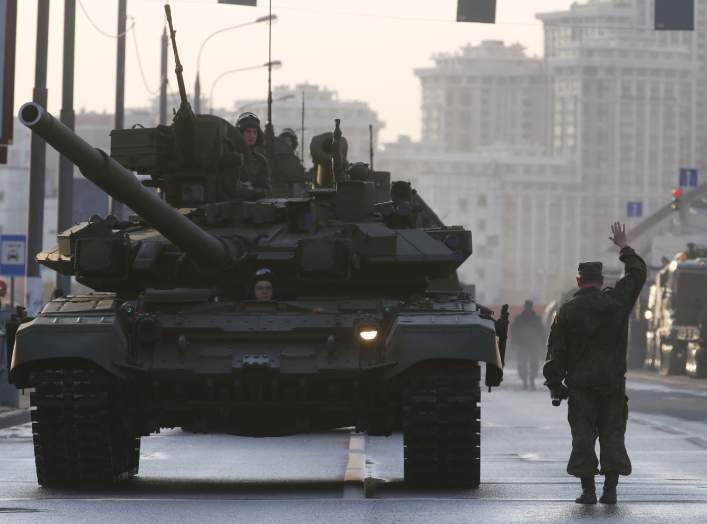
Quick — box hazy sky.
[13,0,574,142]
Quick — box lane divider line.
[343,432,366,498]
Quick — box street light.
[209,60,282,114]
[194,14,277,113]
[237,93,294,112]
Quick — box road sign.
[679,168,699,188]
[0,234,25,276]
[626,201,643,218]
[655,0,694,31]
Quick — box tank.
[6,7,505,489]
[644,244,707,377]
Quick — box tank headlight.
[355,318,381,344]
[644,310,653,321]
[359,329,378,342]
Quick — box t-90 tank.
[7,6,506,490]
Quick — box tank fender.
[10,314,129,386]
[383,313,501,381]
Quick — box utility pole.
[26,0,50,316]
[110,0,127,218]
[300,89,305,164]
[159,26,168,125]
[56,0,75,294]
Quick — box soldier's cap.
[578,261,603,282]
[236,112,261,131]
[279,128,297,139]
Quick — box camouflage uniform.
[229,112,271,200]
[544,247,647,478]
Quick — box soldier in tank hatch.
[232,112,271,199]
[544,222,647,505]
[278,128,299,155]
[509,300,546,390]
[252,268,274,302]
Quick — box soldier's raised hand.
[609,222,627,249]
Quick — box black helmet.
[279,127,298,148]
[253,267,273,283]
[236,112,261,131]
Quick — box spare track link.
[29,367,140,487]
[403,370,481,488]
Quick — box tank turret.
[19,103,238,271]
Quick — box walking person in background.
[510,300,546,389]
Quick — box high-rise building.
[234,83,384,166]
[415,40,552,153]
[538,0,697,261]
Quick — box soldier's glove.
[549,384,569,407]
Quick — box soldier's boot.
[600,473,618,504]
[575,476,597,504]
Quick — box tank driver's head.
[253,267,274,301]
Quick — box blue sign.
[0,234,26,276]
[679,168,699,188]
[626,201,643,218]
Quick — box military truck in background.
[644,244,707,377]
[5,5,506,490]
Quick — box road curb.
[0,408,30,430]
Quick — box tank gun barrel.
[19,102,230,268]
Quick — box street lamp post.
[194,14,275,113]
[209,60,282,114]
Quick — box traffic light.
[671,187,683,210]
[457,0,496,24]
[655,0,694,31]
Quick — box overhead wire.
[131,18,163,96]
[77,0,135,38]
[136,0,707,34]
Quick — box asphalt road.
[0,370,706,523]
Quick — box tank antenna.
[164,4,194,122]
[265,0,275,162]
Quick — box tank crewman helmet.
[252,267,274,301]
[523,300,534,310]
[236,112,261,131]
[578,261,603,284]
[279,128,298,149]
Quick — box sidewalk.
[628,368,707,391]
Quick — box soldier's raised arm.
[606,222,647,311]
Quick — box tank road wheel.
[29,367,140,487]
[403,368,481,488]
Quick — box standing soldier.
[232,112,271,200]
[544,222,646,505]
[510,300,546,389]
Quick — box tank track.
[403,370,481,488]
[29,367,140,487]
